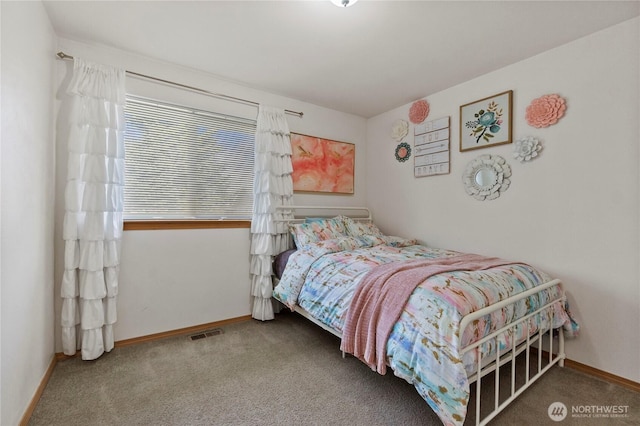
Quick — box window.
[123,96,256,221]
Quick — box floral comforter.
[272,236,572,425]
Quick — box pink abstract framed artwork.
[290,133,355,194]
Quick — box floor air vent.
[189,328,224,340]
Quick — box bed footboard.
[459,278,566,426]
[290,278,566,425]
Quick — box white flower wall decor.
[513,136,542,162]
[391,119,409,142]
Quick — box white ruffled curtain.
[61,58,126,360]
[250,106,294,321]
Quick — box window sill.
[124,220,251,231]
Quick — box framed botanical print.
[460,90,513,152]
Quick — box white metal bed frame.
[275,205,566,425]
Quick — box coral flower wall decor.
[409,99,430,124]
[525,94,567,128]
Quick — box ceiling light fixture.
[330,0,358,7]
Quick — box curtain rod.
[56,51,304,118]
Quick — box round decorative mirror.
[462,154,511,201]
[475,168,497,187]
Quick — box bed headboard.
[275,205,372,224]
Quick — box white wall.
[0,1,56,425]
[366,18,640,382]
[53,38,368,347]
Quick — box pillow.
[272,249,296,279]
[289,217,347,247]
[341,215,383,237]
[304,217,326,223]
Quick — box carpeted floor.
[29,312,638,425]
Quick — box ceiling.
[42,1,640,118]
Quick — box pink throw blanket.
[340,253,516,374]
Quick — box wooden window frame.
[124,220,251,231]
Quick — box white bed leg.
[558,327,565,367]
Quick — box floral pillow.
[289,217,347,247]
[341,215,384,237]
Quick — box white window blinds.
[123,96,256,220]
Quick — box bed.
[271,206,577,426]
